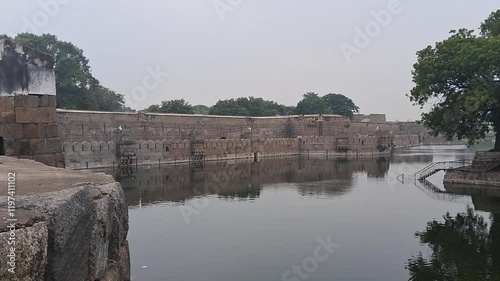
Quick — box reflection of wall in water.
[105,157,391,206]
[390,153,434,164]
[444,183,500,214]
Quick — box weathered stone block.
[100,183,129,262]
[87,196,113,280]
[0,96,15,112]
[0,221,48,281]
[15,107,56,124]
[38,123,59,138]
[38,95,57,107]
[14,95,39,108]
[39,95,49,107]
[48,96,57,107]
[23,124,39,139]
[4,138,30,156]
[0,97,15,124]
[0,112,15,123]
[42,188,97,281]
[29,138,62,155]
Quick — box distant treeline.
[145,93,360,118]
[1,33,359,118]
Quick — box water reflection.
[102,157,392,206]
[95,145,500,281]
[407,207,500,281]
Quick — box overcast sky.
[2,1,498,120]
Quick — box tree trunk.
[496,131,500,151]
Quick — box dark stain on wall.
[0,40,29,94]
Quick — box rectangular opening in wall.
[0,137,4,155]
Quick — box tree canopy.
[409,10,500,149]
[193,105,210,115]
[144,99,194,114]
[208,97,289,116]
[295,92,359,118]
[2,33,128,111]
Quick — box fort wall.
[56,110,435,169]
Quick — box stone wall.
[352,114,387,123]
[470,151,500,171]
[0,40,63,167]
[57,110,432,169]
[62,134,397,169]
[444,152,500,187]
[0,157,129,281]
[444,169,500,187]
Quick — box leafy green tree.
[209,97,287,116]
[193,105,211,115]
[294,92,359,117]
[145,99,194,114]
[209,99,249,116]
[323,93,360,118]
[88,84,126,112]
[295,92,331,115]
[409,10,500,150]
[406,208,500,280]
[5,33,127,111]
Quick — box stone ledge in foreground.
[0,157,130,281]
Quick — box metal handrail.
[415,159,473,181]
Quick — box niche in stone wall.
[0,137,4,155]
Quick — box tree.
[4,33,127,111]
[409,10,500,150]
[209,99,249,116]
[193,105,210,115]
[294,92,359,117]
[323,93,359,118]
[209,97,287,116]
[145,99,194,114]
[295,92,331,115]
[406,208,500,280]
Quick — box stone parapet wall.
[470,151,500,171]
[0,95,64,167]
[63,135,399,169]
[444,152,500,187]
[444,170,500,187]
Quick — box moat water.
[103,144,500,281]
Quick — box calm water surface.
[104,145,500,281]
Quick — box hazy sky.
[2,1,498,120]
